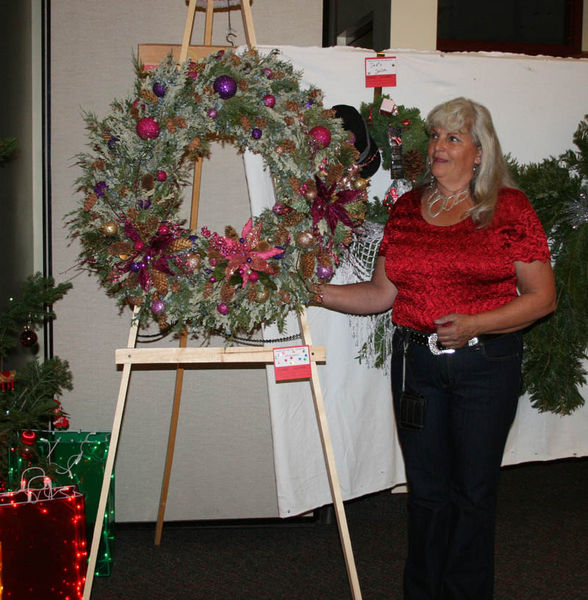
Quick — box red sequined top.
[379,187,550,332]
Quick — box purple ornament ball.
[251,128,262,139]
[213,75,237,99]
[151,299,165,314]
[152,82,166,97]
[263,68,274,79]
[316,265,334,280]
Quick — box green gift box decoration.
[8,431,115,577]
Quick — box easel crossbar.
[115,346,326,365]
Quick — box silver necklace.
[426,184,470,218]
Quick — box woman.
[315,97,556,599]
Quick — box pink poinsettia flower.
[215,219,283,288]
[310,176,362,233]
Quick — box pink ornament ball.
[217,302,229,315]
[316,265,334,280]
[310,126,331,148]
[263,94,276,108]
[156,170,167,181]
[263,68,274,79]
[248,271,259,283]
[151,299,165,314]
[136,117,160,140]
[207,108,218,119]
[134,240,145,251]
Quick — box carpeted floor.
[89,458,586,600]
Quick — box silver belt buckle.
[427,334,480,355]
[428,333,455,355]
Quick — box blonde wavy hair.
[424,97,516,227]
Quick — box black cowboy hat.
[333,104,381,178]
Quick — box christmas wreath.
[68,49,367,337]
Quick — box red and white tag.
[365,56,397,88]
[273,345,312,382]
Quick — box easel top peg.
[180,0,257,63]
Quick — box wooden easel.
[83,2,363,599]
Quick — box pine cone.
[238,79,249,92]
[157,315,169,331]
[326,164,344,187]
[168,238,193,253]
[140,89,159,103]
[128,296,145,306]
[141,174,155,190]
[151,269,169,295]
[107,241,134,256]
[300,252,316,279]
[280,211,305,227]
[220,283,236,303]
[240,115,251,130]
[165,118,177,133]
[403,149,426,182]
[84,193,98,212]
[246,284,258,302]
[224,225,239,240]
[173,116,186,129]
[318,250,332,268]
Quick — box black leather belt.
[397,326,503,356]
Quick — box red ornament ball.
[263,94,276,108]
[136,117,160,140]
[309,126,331,148]
[20,328,38,347]
[20,446,35,461]
[156,170,167,181]
[21,430,37,446]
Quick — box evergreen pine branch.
[509,118,588,414]
[0,273,72,360]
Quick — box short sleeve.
[500,189,551,263]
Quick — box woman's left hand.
[434,313,479,348]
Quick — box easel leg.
[154,331,188,545]
[83,310,140,600]
[298,309,363,600]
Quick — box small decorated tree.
[0,273,73,488]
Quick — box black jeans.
[391,328,523,600]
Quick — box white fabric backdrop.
[244,45,588,517]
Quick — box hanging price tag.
[365,56,397,88]
[273,345,312,382]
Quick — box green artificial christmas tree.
[0,273,73,488]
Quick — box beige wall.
[390,0,437,50]
[50,0,322,522]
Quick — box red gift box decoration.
[0,469,87,599]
